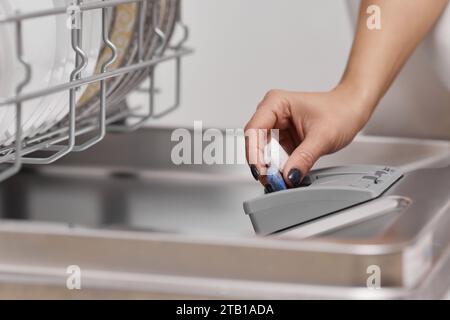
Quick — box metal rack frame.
[0,0,192,181]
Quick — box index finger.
[244,106,279,178]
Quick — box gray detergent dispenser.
[243,165,403,235]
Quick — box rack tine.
[151,55,181,119]
[151,1,186,119]
[21,0,88,164]
[169,1,189,51]
[108,0,189,131]
[0,15,30,180]
[153,1,168,57]
[108,1,169,133]
[75,1,84,85]
[107,75,155,132]
[142,0,168,122]
[72,1,118,152]
[137,0,147,62]
[107,68,157,132]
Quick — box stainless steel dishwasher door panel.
[0,128,449,299]
[3,127,447,236]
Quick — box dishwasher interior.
[2,129,449,237]
[0,128,449,299]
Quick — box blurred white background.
[129,0,450,140]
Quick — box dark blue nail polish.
[264,184,274,194]
[250,165,260,181]
[288,168,303,187]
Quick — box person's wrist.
[333,80,379,126]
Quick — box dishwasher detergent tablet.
[266,166,287,191]
[264,138,289,192]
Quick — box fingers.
[282,131,329,188]
[245,109,275,167]
[244,90,291,183]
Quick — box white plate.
[0,0,101,146]
[0,1,16,142]
[29,0,102,138]
[0,0,56,144]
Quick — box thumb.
[282,133,328,188]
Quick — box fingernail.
[264,184,274,194]
[250,165,260,181]
[288,168,303,187]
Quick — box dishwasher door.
[0,128,449,299]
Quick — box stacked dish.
[0,0,179,146]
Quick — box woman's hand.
[245,84,374,188]
[245,0,449,189]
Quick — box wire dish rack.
[0,0,192,182]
